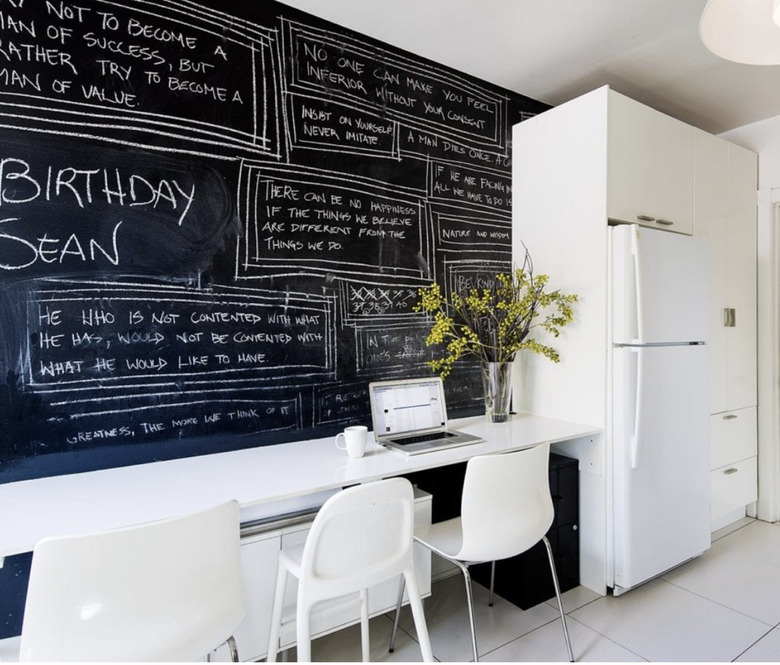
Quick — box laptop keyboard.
[394,431,455,445]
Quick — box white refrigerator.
[610,224,711,596]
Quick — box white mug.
[335,425,368,459]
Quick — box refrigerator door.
[612,344,710,594]
[611,224,709,345]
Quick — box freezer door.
[611,224,709,344]
[612,344,710,593]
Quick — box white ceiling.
[278,0,780,135]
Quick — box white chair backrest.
[299,477,415,605]
[457,443,553,562]
[19,500,245,662]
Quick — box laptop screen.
[370,378,447,438]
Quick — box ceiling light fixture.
[700,0,780,64]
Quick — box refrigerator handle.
[631,227,644,344]
[630,347,644,469]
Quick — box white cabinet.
[711,455,757,528]
[694,130,758,531]
[727,144,759,409]
[229,489,432,662]
[232,528,281,661]
[511,85,758,538]
[710,407,758,529]
[711,408,757,471]
[695,132,757,413]
[608,90,695,234]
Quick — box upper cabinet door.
[726,143,758,411]
[694,131,757,414]
[607,91,695,235]
[694,130,730,413]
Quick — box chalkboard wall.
[0,0,549,483]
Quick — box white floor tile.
[267,519,780,662]
[735,627,780,662]
[309,614,427,663]
[664,522,780,625]
[712,516,754,542]
[395,574,560,662]
[712,520,780,566]
[481,616,645,662]
[570,577,770,662]
[544,584,602,614]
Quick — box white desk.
[0,413,604,591]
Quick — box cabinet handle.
[636,214,656,222]
[724,308,736,327]
[723,414,738,420]
[655,219,674,226]
[724,468,739,475]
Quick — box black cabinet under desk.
[404,452,579,610]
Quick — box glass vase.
[481,360,513,423]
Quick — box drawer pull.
[636,214,656,222]
[723,468,739,475]
[655,219,674,226]
[723,414,738,420]
[724,308,736,327]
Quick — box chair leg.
[360,588,370,662]
[266,565,288,663]
[488,560,496,607]
[389,575,406,653]
[296,600,313,663]
[453,560,479,662]
[403,568,434,662]
[543,536,574,662]
[227,636,239,663]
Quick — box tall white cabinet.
[512,86,758,539]
[693,130,758,531]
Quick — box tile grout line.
[661,574,777,631]
[730,626,776,662]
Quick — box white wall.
[720,116,780,522]
[722,115,780,189]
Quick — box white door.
[612,344,710,593]
[611,224,709,345]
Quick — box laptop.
[368,377,483,455]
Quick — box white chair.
[266,477,433,662]
[390,443,574,662]
[19,500,246,662]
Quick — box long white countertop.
[0,413,601,559]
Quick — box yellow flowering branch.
[415,249,578,378]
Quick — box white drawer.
[710,407,756,470]
[711,456,757,522]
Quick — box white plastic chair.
[19,500,246,662]
[266,477,434,662]
[390,443,574,662]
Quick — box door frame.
[756,187,780,522]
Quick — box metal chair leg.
[389,574,406,653]
[454,560,479,662]
[488,560,496,607]
[543,536,574,662]
[227,635,239,662]
[208,636,239,662]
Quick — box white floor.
[308,518,780,662]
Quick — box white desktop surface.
[0,413,600,560]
